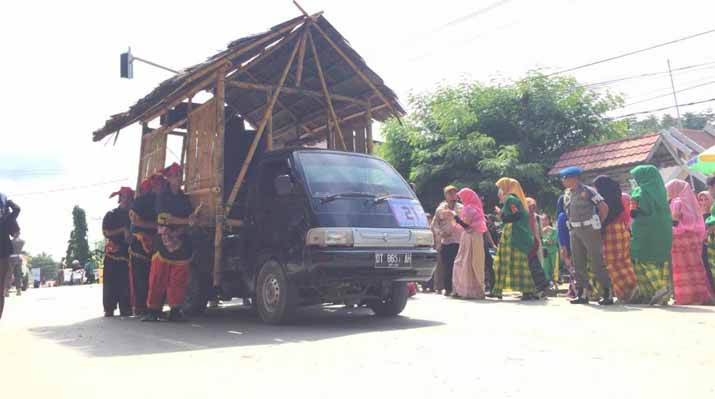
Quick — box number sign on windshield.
[387,199,429,228]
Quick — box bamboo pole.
[311,23,402,122]
[227,23,305,81]
[308,31,347,151]
[225,27,303,214]
[212,67,227,287]
[267,88,274,151]
[272,103,388,140]
[136,122,149,190]
[366,99,373,154]
[180,99,193,172]
[226,80,367,106]
[295,28,309,87]
[243,70,310,133]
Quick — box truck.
[92,11,438,323]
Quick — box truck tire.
[367,283,409,317]
[256,260,297,324]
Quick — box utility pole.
[667,59,684,129]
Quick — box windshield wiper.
[372,194,413,204]
[320,192,376,204]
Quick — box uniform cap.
[559,166,583,178]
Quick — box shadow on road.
[29,303,444,358]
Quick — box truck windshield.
[298,152,415,199]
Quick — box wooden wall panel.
[138,130,168,184]
[185,99,218,226]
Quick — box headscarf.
[630,165,667,209]
[496,177,528,210]
[457,188,487,233]
[666,179,706,240]
[698,191,713,215]
[593,175,625,226]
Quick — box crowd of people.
[101,162,196,321]
[426,164,715,306]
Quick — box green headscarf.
[629,165,672,263]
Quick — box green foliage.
[627,111,715,136]
[64,205,90,266]
[380,73,626,213]
[27,252,60,280]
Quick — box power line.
[610,97,715,120]
[12,178,129,198]
[584,60,715,88]
[431,0,513,34]
[623,79,715,108]
[547,27,715,77]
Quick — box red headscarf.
[109,186,135,199]
[457,188,487,233]
[163,162,182,177]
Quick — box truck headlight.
[306,228,354,247]
[413,230,434,247]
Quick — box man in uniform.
[102,186,134,317]
[143,163,195,322]
[561,167,613,305]
[128,174,164,317]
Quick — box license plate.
[375,252,412,268]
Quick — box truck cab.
[217,149,437,323]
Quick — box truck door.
[253,157,307,263]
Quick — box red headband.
[162,162,182,177]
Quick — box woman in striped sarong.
[629,165,672,305]
[666,180,714,305]
[594,176,638,302]
[490,178,537,300]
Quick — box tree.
[380,73,626,213]
[27,252,60,281]
[627,110,715,136]
[65,205,90,266]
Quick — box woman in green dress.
[490,177,537,300]
[629,165,673,305]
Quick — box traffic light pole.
[132,55,179,74]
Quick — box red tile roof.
[548,133,661,175]
[679,128,715,150]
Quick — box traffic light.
[120,49,133,79]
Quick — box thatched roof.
[92,14,404,144]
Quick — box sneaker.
[208,300,220,308]
[649,287,669,305]
[598,288,614,305]
[168,308,188,322]
[569,296,589,304]
[140,311,160,322]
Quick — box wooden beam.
[180,99,192,169]
[273,102,388,140]
[226,80,367,106]
[225,26,303,214]
[311,23,402,122]
[213,67,227,287]
[295,28,309,87]
[141,74,217,124]
[226,23,304,81]
[243,70,310,133]
[366,99,374,154]
[308,31,346,151]
[266,88,274,151]
[136,123,149,190]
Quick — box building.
[548,127,715,186]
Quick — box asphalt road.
[1,285,714,399]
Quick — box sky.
[2,0,715,260]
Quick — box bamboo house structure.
[92,10,405,284]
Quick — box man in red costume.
[142,163,195,322]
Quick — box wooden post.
[225,27,303,214]
[308,31,347,151]
[366,99,374,154]
[267,88,273,151]
[326,116,333,149]
[213,68,227,287]
[136,122,149,189]
[295,28,309,87]
[311,23,402,122]
[181,99,193,174]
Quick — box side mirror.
[274,174,294,196]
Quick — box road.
[1,285,713,399]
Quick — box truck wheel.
[256,260,296,324]
[367,283,409,317]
